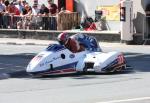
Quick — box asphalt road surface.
[0,44,150,103]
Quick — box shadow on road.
[0,53,35,80]
[7,70,133,81]
[0,52,150,80]
[124,52,150,72]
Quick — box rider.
[70,33,101,52]
[57,32,85,53]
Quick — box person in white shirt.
[31,4,39,15]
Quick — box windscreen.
[46,44,65,52]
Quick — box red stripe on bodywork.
[44,68,76,75]
[62,68,76,72]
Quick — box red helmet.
[57,32,69,43]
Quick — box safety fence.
[0,12,80,31]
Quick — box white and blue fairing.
[26,44,88,74]
[83,51,123,72]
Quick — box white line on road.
[96,97,150,103]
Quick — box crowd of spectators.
[0,0,59,29]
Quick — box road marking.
[96,97,150,103]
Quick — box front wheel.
[83,67,88,73]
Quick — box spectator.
[38,4,49,30]
[4,0,9,12]
[39,4,49,16]
[15,0,24,14]
[17,3,32,29]
[47,0,58,16]
[24,3,32,15]
[0,0,5,28]
[29,3,41,29]
[3,0,10,28]
[8,2,20,15]
[0,0,5,13]
[31,3,39,15]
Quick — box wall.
[74,0,120,17]
[75,0,150,33]
[75,0,120,31]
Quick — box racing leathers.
[71,33,101,52]
[64,37,84,53]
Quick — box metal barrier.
[0,15,58,30]
[0,12,80,31]
[144,16,150,40]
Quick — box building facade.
[75,0,150,35]
[28,0,150,35]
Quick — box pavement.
[0,38,56,46]
[1,37,150,54]
[0,38,123,46]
